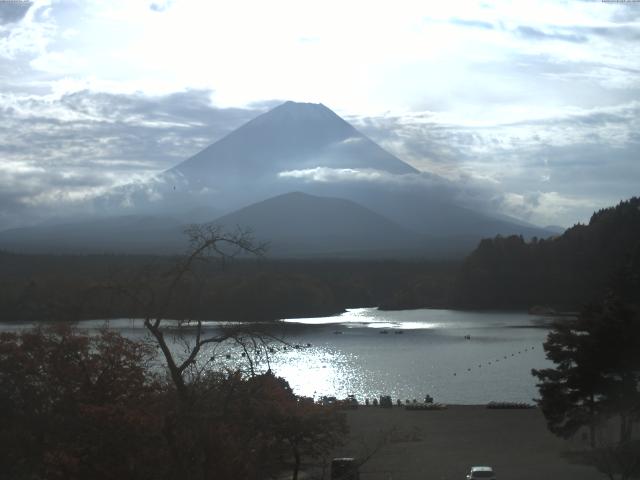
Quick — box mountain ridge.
[4,101,557,256]
[171,101,418,180]
[209,191,425,257]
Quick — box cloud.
[0,1,57,60]
[498,191,597,227]
[515,26,587,43]
[0,0,638,230]
[149,1,173,13]
[0,1,33,24]
[0,89,263,229]
[578,24,640,41]
[449,18,495,30]
[279,167,388,183]
[275,164,593,229]
[351,100,640,227]
[511,23,640,45]
[277,166,504,215]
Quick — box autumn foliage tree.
[0,325,166,480]
[0,326,347,480]
[125,224,345,480]
[1,225,348,480]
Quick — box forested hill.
[453,197,640,310]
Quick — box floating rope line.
[454,345,540,376]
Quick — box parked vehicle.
[320,395,337,406]
[331,457,359,480]
[466,466,496,479]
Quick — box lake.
[1,308,555,404]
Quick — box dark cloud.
[0,89,264,229]
[351,102,639,226]
[449,17,495,30]
[610,6,640,23]
[513,23,640,44]
[0,1,32,24]
[59,89,255,131]
[2,89,261,169]
[352,114,473,169]
[578,24,640,41]
[0,166,112,229]
[150,1,173,12]
[501,101,640,129]
[534,143,640,190]
[515,26,588,43]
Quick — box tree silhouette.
[96,223,345,480]
[533,290,640,479]
[532,314,605,446]
[455,197,640,310]
[0,325,165,480]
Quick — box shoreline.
[333,405,602,480]
[0,303,580,325]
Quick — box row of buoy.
[334,329,405,335]
[452,345,537,376]
[286,343,313,349]
[222,342,314,360]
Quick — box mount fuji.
[0,101,554,257]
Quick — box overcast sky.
[1,0,638,229]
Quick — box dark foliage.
[0,327,347,480]
[0,325,165,480]
[0,252,458,322]
[454,197,640,310]
[532,287,640,478]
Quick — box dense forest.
[453,197,640,310]
[0,252,457,322]
[1,197,638,322]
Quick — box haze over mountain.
[211,191,425,257]
[0,101,556,257]
[176,101,418,178]
[95,101,419,216]
[0,215,186,255]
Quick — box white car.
[466,466,496,479]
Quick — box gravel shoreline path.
[334,405,603,480]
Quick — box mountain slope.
[0,193,426,257]
[9,101,556,256]
[161,101,553,241]
[97,101,419,215]
[173,101,418,179]
[0,215,187,254]
[211,192,425,257]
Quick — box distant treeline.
[0,253,458,322]
[3,197,639,322]
[453,197,640,310]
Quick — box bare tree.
[139,223,267,401]
[85,223,268,401]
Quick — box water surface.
[1,308,553,404]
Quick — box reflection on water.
[270,308,553,404]
[1,308,553,404]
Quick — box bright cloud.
[279,167,389,183]
[0,0,639,229]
